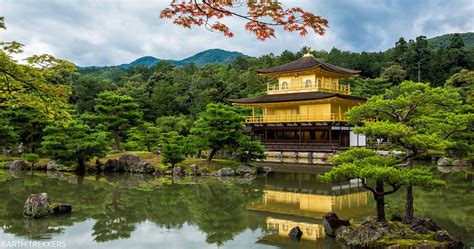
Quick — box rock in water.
[51,203,72,215]
[24,193,52,218]
[5,160,27,170]
[437,157,451,166]
[322,212,351,237]
[46,160,64,171]
[217,167,235,176]
[288,226,303,240]
[235,165,256,176]
[172,166,182,175]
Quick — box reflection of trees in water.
[0,173,265,246]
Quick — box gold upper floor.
[267,71,350,95]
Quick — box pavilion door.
[340,131,349,147]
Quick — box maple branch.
[200,0,281,26]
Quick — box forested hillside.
[428,32,474,49]
[2,33,473,156]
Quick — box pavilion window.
[305,79,312,88]
[281,81,288,90]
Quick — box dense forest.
[1,32,473,167]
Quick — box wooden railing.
[245,113,348,123]
[267,81,350,95]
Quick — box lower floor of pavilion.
[246,123,366,152]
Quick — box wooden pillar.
[298,125,302,144]
[264,126,268,143]
[339,125,342,147]
[329,126,332,144]
[263,107,267,122]
[338,105,341,121]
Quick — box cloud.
[2,0,473,66]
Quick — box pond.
[0,165,472,249]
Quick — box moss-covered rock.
[334,216,464,248]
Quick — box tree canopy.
[41,121,110,173]
[92,92,142,150]
[321,148,444,222]
[347,81,473,223]
[192,103,244,161]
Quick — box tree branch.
[383,181,401,195]
[200,0,283,26]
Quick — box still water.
[0,165,472,249]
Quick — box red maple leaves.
[160,0,329,41]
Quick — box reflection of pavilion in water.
[249,172,371,242]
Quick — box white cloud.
[1,0,473,66]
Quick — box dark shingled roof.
[257,56,360,75]
[230,92,366,104]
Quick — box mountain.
[119,49,248,68]
[427,32,474,49]
[122,56,161,68]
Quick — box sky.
[2,0,473,66]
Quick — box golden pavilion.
[230,49,367,151]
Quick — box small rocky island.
[321,212,464,248]
[23,193,72,219]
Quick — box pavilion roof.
[257,55,360,75]
[229,92,366,104]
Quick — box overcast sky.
[2,0,473,66]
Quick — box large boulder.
[217,167,235,176]
[119,153,140,163]
[5,160,27,170]
[437,157,452,166]
[235,165,256,176]
[434,230,464,248]
[103,154,156,174]
[102,158,123,172]
[190,164,199,175]
[335,226,352,241]
[128,161,155,174]
[344,217,389,247]
[288,226,303,240]
[411,217,441,232]
[24,193,52,218]
[46,160,64,171]
[322,212,351,237]
[172,166,182,175]
[51,203,72,215]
